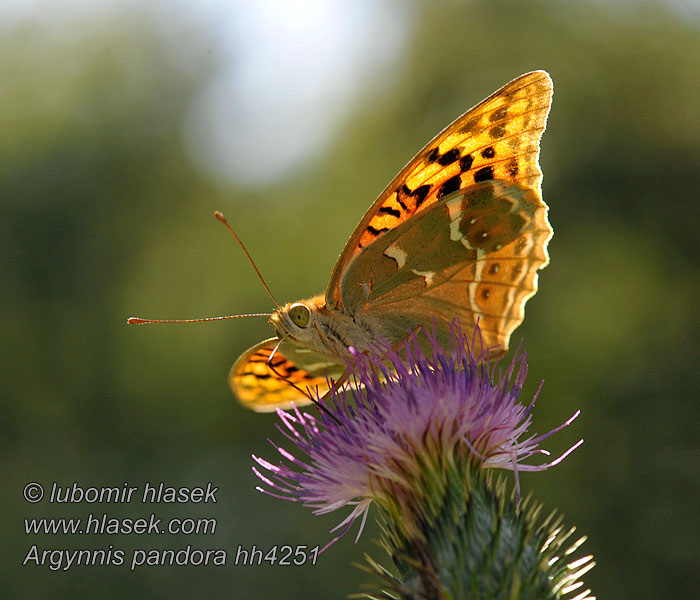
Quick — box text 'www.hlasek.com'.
[21,482,319,571]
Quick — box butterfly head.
[270,295,326,345]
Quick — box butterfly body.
[232,71,554,412]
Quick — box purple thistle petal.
[253,321,581,545]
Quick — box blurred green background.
[2,0,699,598]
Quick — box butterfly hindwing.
[327,70,553,308]
[339,180,550,353]
[230,338,345,412]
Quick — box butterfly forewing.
[327,70,552,307]
[230,339,345,412]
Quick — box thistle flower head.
[253,323,582,547]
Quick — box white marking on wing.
[383,243,407,269]
[411,269,435,287]
[446,196,463,221]
[446,197,464,242]
[446,196,478,251]
[468,249,487,316]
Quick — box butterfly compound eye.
[289,303,311,328]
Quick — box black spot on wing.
[437,148,461,166]
[396,193,409,211]
[367,225,390,237]
[396,182,431,211]
[481,146,495,159]
[379,206,401,218]
[437,175,461,199]
[473,166,494,182]
[426,147,440,162]
[413,184,431,208]
[459,154,474,172]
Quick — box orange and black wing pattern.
[230,338,346,412]
[327,70,553,306]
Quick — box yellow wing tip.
[517,69,553,85]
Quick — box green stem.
[361,465,594,600]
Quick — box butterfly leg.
[265,338,317,403]
[263,341,346,423]
[319,370,349,401]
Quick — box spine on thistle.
[254,323,594,600]
[367,472,594,600]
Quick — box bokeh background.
[2,0,699,598]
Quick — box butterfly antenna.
[214,211,280,308]
[127,313,271,325]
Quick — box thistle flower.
[254,324,594,599]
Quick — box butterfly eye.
[289,303,311,328]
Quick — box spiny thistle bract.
[254,323,594,599]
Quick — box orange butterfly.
[229,71,553,412]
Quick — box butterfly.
[231,71,553,412]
